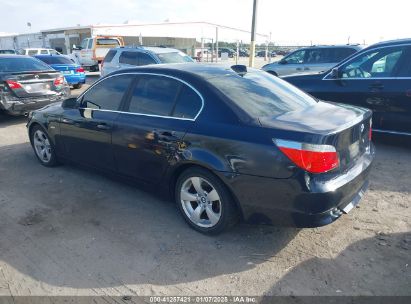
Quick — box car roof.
[34,54,66,57]
[23,48,54,50]
[109,63,258,80]
[366,38,411,49]
[115,46,183,54]
[300,45,362,50]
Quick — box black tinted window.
[119,51,156,66]
[0,57,51,72]
[128,76,181,116]
[104,49,117,63]
[173,86,202,119]
[82,75,133,110]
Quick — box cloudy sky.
[1,0,410,45]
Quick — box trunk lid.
[4,71,63,98]
[50,64,78,75]
[260,101,372,172]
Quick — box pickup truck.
[71,36,124,71]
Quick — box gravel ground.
[0,71,409,298]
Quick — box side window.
[305,49,324,64]
[396,47,411,77]
[341,46,406,78]
[173,86,202,119]
[119,51,138,66]
[28,50,38,56]
[334,48,357,62]
[81,75,133,111]
[87,39,93,49]
[40,50,48,54]
[137,53,156,65]
[284,50,306,64]
[104,49,117,63]
[127,76,181,116]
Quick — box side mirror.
[62,97,79,109]
[331,67,340,79]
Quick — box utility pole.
[249,0,258,67]
[27,22,31,48]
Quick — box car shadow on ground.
[264,231,411,297]
[0,142,300,289]
[0,112,27,128]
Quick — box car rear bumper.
[64,74,86,85]
[0,91,69,115]
[222,144,375,227]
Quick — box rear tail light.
[274,139,340,174]
[76,67,85,73]
[6,80,22,89]
[369,120,372,141]
[54,76,65,86]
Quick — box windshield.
[208,70,317,117]
[96,38,120,46]
[157,52,194,63]
[36,56,74,65]
[0,57,52,72]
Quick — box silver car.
[262,45,362,77]
[101,46,194,76]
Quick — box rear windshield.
[0,57,52,72]
[36,56,73,65]
[208,70,317,117]
[96,38,120,46]
[156,52,194,63]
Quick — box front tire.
[30,125,58,167]
[175,167,238,234]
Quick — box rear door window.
[40,50,48,54]
[284,50,306,64]
[119,51,156,66]
[81,75,133,111]
[333,47,357,62]
[173,86,202,119]
[28,50,38,56]
[127,75,181,116]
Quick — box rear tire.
[175,167,238,234]
[73,83,82,89]
[30,125,58,167]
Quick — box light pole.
[249,0,258,67]
[27,22,31,48]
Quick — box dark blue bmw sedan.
[26,64,375,234]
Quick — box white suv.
[19,48,61,56]
[101,46,194,76]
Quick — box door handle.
[156,131,176,141]
[296,67,303,71]
[96,123,111,130]
[61,118,74,124]
[304,67,310,71]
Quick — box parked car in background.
[0,55,69,115]
[0,49,18,55]
[101,46,194,76]
[19,48,61,56]
[284,39,411,135]
[34,55,86,89]
[262,45,362,76]
[71,36,124,71]
[239,49,249,57]
[256,50,276,57]
[27,64,374,234]
[218,47,236,58]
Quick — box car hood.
[259,101,370,135]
